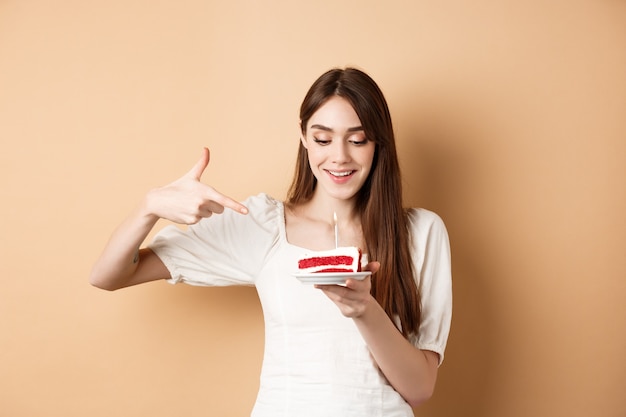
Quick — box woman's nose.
[331,141,350,163]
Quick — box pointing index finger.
[214,192,248,215]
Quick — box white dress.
[150,193,452,417]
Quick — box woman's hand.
[315,261,380,318]
[143,147,248,224]
[90,148,247,291]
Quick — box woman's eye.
[313,137,331,145]
[350,139,368,146]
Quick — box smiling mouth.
[327,170,355,177]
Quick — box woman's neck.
[285,193,364,249]
[303,192,358,225]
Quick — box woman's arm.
[316,263,438,407]
[351,289,439,407]
[89,148,248,291]
[89,203,168,290]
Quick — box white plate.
[293,271,372,285]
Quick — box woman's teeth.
[329,170,353,177]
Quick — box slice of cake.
[298,247,362,273]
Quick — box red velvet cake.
[297,247,363,273]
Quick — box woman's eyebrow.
[310,124,364,132]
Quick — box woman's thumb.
[185,147,210,180]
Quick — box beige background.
[1,1,625,416]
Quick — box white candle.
[333,211,338,248]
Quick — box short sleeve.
[407,209,453,366]
[149,193,280,287]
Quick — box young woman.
[90,67,452,416]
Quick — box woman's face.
[301,96,376,203]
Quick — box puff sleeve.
[149,193,280,287]
[407,208,453,365]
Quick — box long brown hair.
[287,67,420,337]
